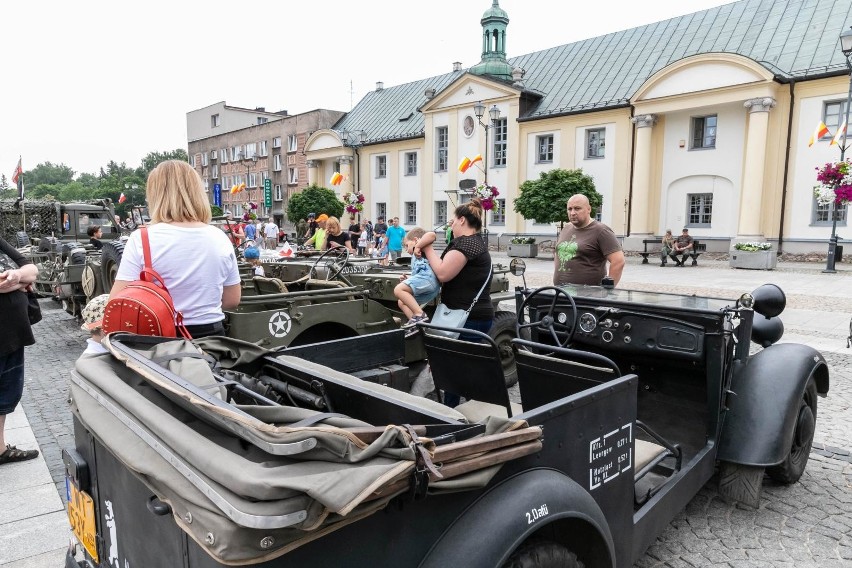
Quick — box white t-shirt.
[115,224,241,325]
[264,222,279,239]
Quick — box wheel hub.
[794,404,815,448]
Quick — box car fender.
[718,343,829,466]
[419,468,615,568]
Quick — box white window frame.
[434,201,447,226]
[686,193,713,227]
[690,115,717,150]
[272,136,282,148]
[245,143,257,159]
[288,167,298,185]
[211,114,220,128]
[436,127,448,172]
[586,128,606,159]
[220,148,229,163]
[536,134,554,163]
[376,155,387,178]
[211,165,219,179]
[493,118,507,167]
[811,197,848,226]
[491,199,506,225]
[287,135,297,152]
[201,152,209,167]
[273,154,282,172]
[248,172,257,188]
[275,184,283,201]
[259,140,268,157]
[405,201,417,225]
[376,202,387,221]
[405,152,417,176]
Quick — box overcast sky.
[2,0,733,180]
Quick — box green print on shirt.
[557,238,578,271]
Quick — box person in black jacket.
[87,226,104,250]
[0,237,40,465]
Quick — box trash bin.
[835,245,843,262]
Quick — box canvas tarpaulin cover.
[69,335,533,565]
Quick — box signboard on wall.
[213,183,221,207]
[264,178,272,208]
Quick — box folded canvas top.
[71,334,539,565]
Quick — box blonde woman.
[110,160,241,338]
[323,216,354,252]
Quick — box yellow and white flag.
[831,119,847,146]
[808,121,830,146]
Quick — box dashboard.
[552,305,706,362]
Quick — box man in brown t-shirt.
[553,194,625,286]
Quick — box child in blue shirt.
[395,228,440,336]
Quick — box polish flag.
[118,192,127,204]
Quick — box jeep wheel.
[718,461,764,509]
[15,231,29,248]
[503,540,583,568]
[767,376,817,484]
[61,241,82,262]
[489,311,521,387]
[82,262,103,299]
[100,241,125,291]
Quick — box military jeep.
[64,273,828,568]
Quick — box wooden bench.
[639,239,706,266]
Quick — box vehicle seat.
[418,324,521,422]
[253,276,289,294]
[512,338,620,410]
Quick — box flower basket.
[814,161,852,207]
[342,192,365,214]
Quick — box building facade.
[300,0,852,254]
[187,109,344,224]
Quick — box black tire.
[767,376,817,484]
[15,231,29,248]
[100,241,125,291]
[503,540,583,568]
[38,236,58,252]
[61,241,82,261]
[718,461,764,508]
[489,311,520,387]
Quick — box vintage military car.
[63,267,828,567]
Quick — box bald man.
[553,194,625,286]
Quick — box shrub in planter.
[508,237,537,257]
[730,242,775,269]
[510,237,536,245]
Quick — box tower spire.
[470,0,512,80]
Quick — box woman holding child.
[419,199,493,336]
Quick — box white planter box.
[507,243,538,258]
[729,249,776,270]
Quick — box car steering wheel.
[518,286,578,348]
[309,247,351,282]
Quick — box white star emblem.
[268,311,292,338]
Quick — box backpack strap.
[138,226,193,341]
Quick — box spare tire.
[68,248,87,266]
[61,241,82,261]
[38,236,59,253]
[101,241,125,291]
[15,231,29,248]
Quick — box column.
[629,114,657,240]
[306,160,318,186]
[737,97,776,238]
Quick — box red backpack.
[102,226,192,339]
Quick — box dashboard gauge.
[557,312,568,324]
[579,312,597,333]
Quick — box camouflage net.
[0,200,60,243]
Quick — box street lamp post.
[473,101,501,238]
[341,129,367,222]
[473,101,501,185]
[241,154,258,217]
[825,26,852,273]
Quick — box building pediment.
[420,73,519,113]
[305,129,342,153]
[633,53,775,102]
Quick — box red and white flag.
[831,119,847,146]
[12,157,23,199]
[118,192,127,204]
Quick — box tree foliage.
[20,162,76,187]
[287,185,344,221]
[141,149,189,176]
[514,169,602,229]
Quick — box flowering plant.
[473,184,500,211]
[814,161,852,206]
[342,192,365,213]
[734,242,771,252]
[241,202,259,221]
[511,237,536,244]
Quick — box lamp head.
[473,100,485,120]
[489,104,501,122]
[841,26,852,56]
[341,130,349,145]
[358,130,367,144]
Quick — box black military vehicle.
[63,265,827,567]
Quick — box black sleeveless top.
[440,235,493,320]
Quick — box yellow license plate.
[66,478,99,563]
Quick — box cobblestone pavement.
[21,256,852,566]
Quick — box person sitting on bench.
[669,228,693,267]
[660,229,674,266]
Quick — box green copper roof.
[336,0,852,142]
[481,0,508,23]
